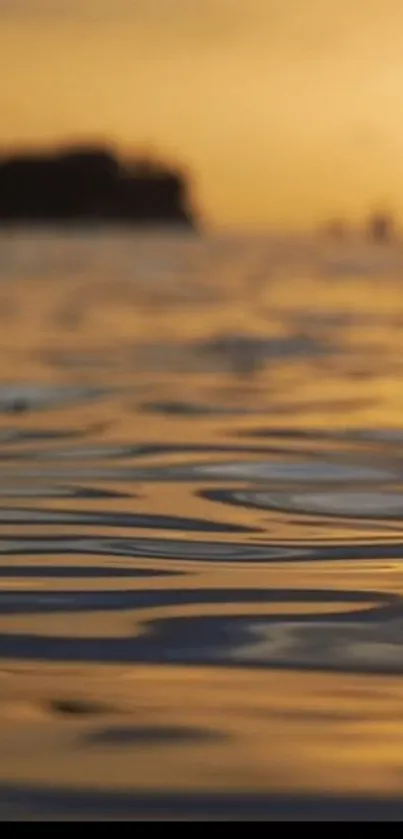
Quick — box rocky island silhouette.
[0,145,196,228]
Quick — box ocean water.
[2,230,403,818]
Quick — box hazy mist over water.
[3,230,403,818]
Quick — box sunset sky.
[2,1,403,229]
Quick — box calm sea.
[1,229,403,819]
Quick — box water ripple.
[3,232,403,811]
[0,588,400,674]
[0,506,258,534]
[201,489,403,521]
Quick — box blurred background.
[3,0,403,232]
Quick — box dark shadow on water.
[0,506,259,534]
[48,698,114,717]
[1,784,403,820]
[0,486,135,499]
[83,725,225,747]
[199,487,403,522]
[0,384,110,414]
[0,566,179,579]
[0,586,392,616]
[120,457,394,483]
[0,425,106,444]
[3,534,403,562]
[0,588,399,673]
[138,400,256,417]
[0,534,287,562]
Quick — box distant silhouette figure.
[0,145,195,228]
[367,212,394,244]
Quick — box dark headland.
[0,145,196,228]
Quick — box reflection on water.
[3,232,403,817]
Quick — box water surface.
[1,230,403,818]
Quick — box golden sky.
[2,0,403,229]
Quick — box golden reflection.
[1,229,403,809]
[2,663,403,794]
